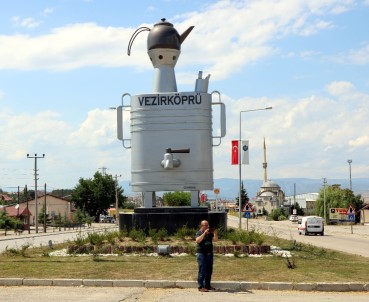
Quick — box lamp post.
[27,153,45,233]
[322,177,327,222]
[347,159,352,191]
[114,174,122,226]
[238,107,272,229]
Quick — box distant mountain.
[119,178,369,200]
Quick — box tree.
[163,191,191,206]
[315,184,363,223]
[72,171,126,221]
[51,189,74,199]
[0,211,22,236]
[235,181,249,210]
[270,207,287,221]
[38,204,48,224]
[291,202,304,216]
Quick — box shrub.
[156,228,168,241]
[149,228,159,245]
[87,232,105,246]
[129,228,146,244]
[74,232,87,246]
[175,225,196,240]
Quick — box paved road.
[228,215,369,257]
[0,224,117,253]
[1,287,368,302]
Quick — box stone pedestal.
[119,207,227,235]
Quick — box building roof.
[259,191,275,197]
[4,205,32,217]
[1,194,13,202]
[261,180,280,188]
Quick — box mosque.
[254,138,285,215]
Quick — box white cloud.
[341,43,369,65]
[1,80,368,188]
[68,109,117,147]
[214,80,369,180]
[11,16,42,28]
[0,0,349,79]
[326,81,355,96]
[0,107,129,188]
[42,8,54,16]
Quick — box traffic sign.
[348,214,355,222]
[243,212,251,218]
[213,188,220,195]
[348,204,355,214]
[242,202,253,212]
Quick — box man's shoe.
[198,288,209,292]
[205,286,216,290]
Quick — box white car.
[298,216,324,236]
[289,215,298,222]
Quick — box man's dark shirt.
[196,230,214,254]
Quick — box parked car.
[99,215,115,223]
[104,216,115,223]
[298,216,324,236]
[289,215,298,222]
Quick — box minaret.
[262,137,267,183]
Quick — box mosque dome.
[259,191,275,197]
[261,180,280,189]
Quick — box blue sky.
[1,0,369,195]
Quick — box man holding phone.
[195,220,218,292]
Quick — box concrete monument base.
[119,207,227,235]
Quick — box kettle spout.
[179,26,194,44]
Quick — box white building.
[285,193,319,215]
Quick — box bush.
[87,232,105,246]
[225,229,265,245]
[156,228,168,241]
[270,208,287,221]
[175,225,196,240]
[129,228,146,244]
[149,228,159,245]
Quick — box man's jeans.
[196,253,213,289]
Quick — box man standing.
[195,220,218,292]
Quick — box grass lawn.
[1,234,368,282]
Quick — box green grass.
[0,233,368,282]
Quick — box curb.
[0,278,368,292]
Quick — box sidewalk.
[0,278,368,292]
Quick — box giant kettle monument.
[116,19,227,233]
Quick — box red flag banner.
[232,140,239,165]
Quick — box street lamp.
[114,174,122,226]
[347,159,352,191]
[27,153,45,233]
[238,107,272,229]
[322,177,327,222]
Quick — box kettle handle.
[127,26,150,56]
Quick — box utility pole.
[322,178,327,223]
[99,166,108,176]
[113,174,122,226]
[43,183,47,233]
[347,159,352,191]
[27,153,45,233]
[24,185,30,234]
